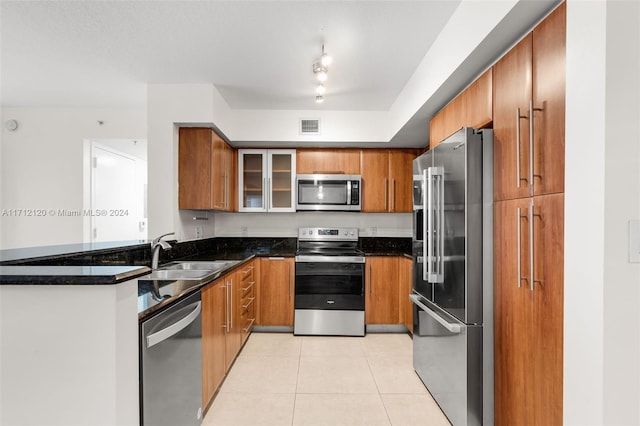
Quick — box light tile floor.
[202,332,451,426]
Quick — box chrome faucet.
[151,232,175,269]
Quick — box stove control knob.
[350,231,355,237]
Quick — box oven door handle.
[409,294,460,334]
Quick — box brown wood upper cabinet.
[493,3,565,201]
[430,68,493,148]
[178,127,235,211]
[296,149,361,174]
[360,149,415,212]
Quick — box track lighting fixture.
[312,44,332,102]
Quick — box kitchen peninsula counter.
[0,264,150,285]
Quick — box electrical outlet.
[241,226,248,237]
[195,226,203,239]
[371,227,378,237]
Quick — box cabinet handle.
[262,178,267,210]
[517,207,526,289]
[242,318,255,333]
[530,202,543,291]
[384,178,388,210]
[368,263,372,295]
[242,297,255,310]
[268,177,272,210]
[241,281,255,292]
[392,179,396,211]
[529,202,534,292]
[224,171,228,209]
[516,107,529,189]
[287,261,292,296]
[241,266,254,278]
[230,278,234,329]
[223,283,229,333]
[529,99,543,193]
[528,100,534,195]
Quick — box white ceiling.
[1,0,461,110]
[0,0,560,146]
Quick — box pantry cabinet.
[178,127,235,211]
[365,257,400,324]
[493,3,565,201]
[296,149,361,174]
[257,257,294,326]
[238,149,296,212]
[494,194,564,426]
[493,3,565,426]
[360,150,415,213]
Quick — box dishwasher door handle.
[146,301,202,348]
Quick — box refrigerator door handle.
[409,294,461,334]
[435,167,445,283]
[423,167,434,282]
[423,169,429,282]
[426,167,444,283]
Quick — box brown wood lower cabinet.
[257,257,294,326]
[494,193,564,426]
[365,257,400,324]
[238,259,257,344]
[202,276,227,409]
[201,261,258,410]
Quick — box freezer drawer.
[411,294,482,426]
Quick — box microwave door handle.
[347,180,352,206]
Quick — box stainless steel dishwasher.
[140,290,202,426]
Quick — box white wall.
[565,1,640,424]
[0,107,146,249]
[215,212,412,238]
[0,280,139,426]
[602,0,640,423]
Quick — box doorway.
[84,140,147,243]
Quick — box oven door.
[294,261,364,310]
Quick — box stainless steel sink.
[146,269,213,280]
[162,260,239,271]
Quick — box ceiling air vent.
[300,118,320,135]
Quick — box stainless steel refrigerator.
[410,127,493,426]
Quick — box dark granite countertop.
[138,256,255,320]
[0,240,149,264]
[0,265,151,285]
[0,236,410,287]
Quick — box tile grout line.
[363,338,394,426]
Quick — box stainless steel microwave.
[295,174,361,211]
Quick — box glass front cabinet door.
[238,149,296,212]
